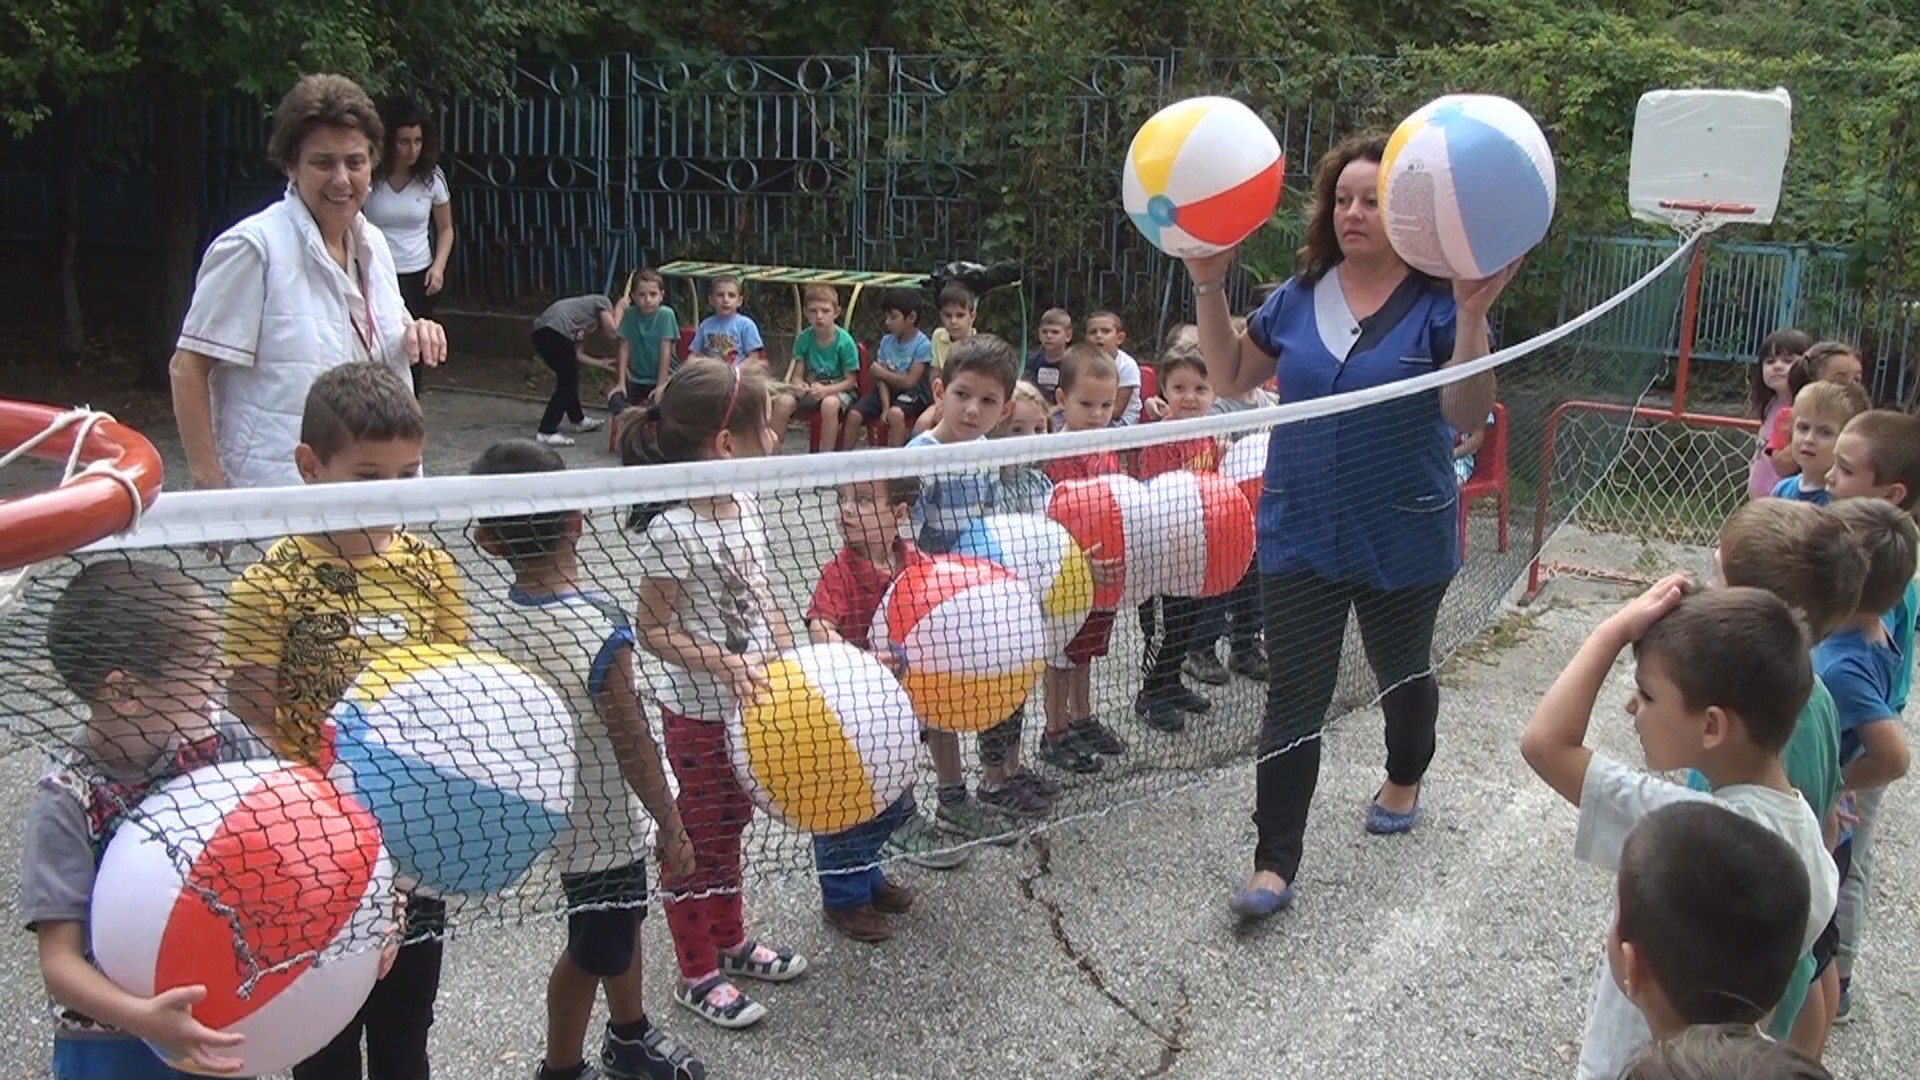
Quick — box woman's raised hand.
[1453,259,1523,321]
[1182,247,1238,290]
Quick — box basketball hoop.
[0,401,164,595]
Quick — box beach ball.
[954,513,1096,655]
[1148,471,1256,598]
[324,644,576,895]
[1220,431,1269,508]
[1047,474,1162,608]
[1122,96,1285,258]
[91,759,393,1077]
[1380,94,1556,280]
[871,555,1048,733]
[730,642,918,834]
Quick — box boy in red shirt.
[805,475,940,940]
[1133,346,1224,732]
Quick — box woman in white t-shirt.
[364,97,454,395]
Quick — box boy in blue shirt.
[611,268,679,414]
[1771,380,1868,505]
[687,274,765,369]
[845,289,933,448]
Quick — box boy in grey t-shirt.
[21,561,269,1079]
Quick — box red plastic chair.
[1135,365,1159,423]
[808,343,870,452]
[1457,403,1510,559]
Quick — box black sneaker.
[1009,766,1062,799]
[1069,716,1128,756]
[1133,691,1188,733]
[1183,650,1231,685]
[1040,731,1103,774]
[1167,685,1213,715]
[1228,649,1268,681]
[603,1022,706,1080]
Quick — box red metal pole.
[1670,241,1707,417]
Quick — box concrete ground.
[0,389,1911,1078]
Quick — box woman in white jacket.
[170,73,449,490]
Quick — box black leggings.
[533,326,583,434]
[1138,595,1203,693]
[396,269,434,396]
[1253,571,1449,882]
[291,895,445,1080]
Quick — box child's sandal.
[674,974,767,1030]
[718,939,809,982]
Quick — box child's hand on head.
[136,985,247,1074]
[1604,573,1691,643]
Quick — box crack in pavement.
[1017,834,1193,1077]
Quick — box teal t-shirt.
[617,305,679,390]
[793,326,859,385]
[1685,675,1841,1038]
[1884,579,1916,713]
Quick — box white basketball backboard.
[1628,88,1793,227]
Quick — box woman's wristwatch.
[1193,277,1227,297]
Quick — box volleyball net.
[0,237,1698,996]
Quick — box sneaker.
[1133,691,1188,734]
[1228,648,1267,681]
[823,903,891,944]
[1166,685,1213,715]
[884,810,969,869]
[977,780,1053,820]
[569,416,606,433]
[602,1023,705,1080]
[1040,730,1103,774]
[1068,716,1128,756]
[1834,981,1854,1024]
[1008,766,1062,800]
[871,879,914,915]
[673,976,765,1030]
[936,795,1018,845]
[537,431,577,446]
[1183,650,1231,685]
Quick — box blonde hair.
[1038,307,1073,330]
[1793,379,1869,426]
[1059,342,1118,392]
[801,284,839,309]
[1009,380,1049,419]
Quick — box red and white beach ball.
[1220,431,1269,509]
[90,759,394,1077]
[871,555,1048,733]
[1047,474,1162,608]
[1148,471,1256,597]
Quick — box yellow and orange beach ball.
[870,556,1048,733]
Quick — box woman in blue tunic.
[1185,134,1518,918]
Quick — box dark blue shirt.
[1812,626,1902,765]
[1246,271,1462,590]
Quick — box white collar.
[1310,270,1362,362]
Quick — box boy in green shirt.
[612,268,679,413]
[771,284,860,452]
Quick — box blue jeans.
[53,1036,189,1080]
[814,794,911,909]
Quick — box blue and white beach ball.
[1379,94,1556,281]
[324,644,576,895]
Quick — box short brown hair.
[631,268,665,293]
[1717,500,1866,640]
[48,560,210,703]
[1299,132,1388,285]
[1038,308,1073,330]
[269,74,384,172]
[1085,310,1126,333]
[1059,342,1118,392]
[801,284,840,309]
[301,363,426,463]
[1158,341,1208,386]
[1830,498,1920,617]
[1633,587,1812,753]
[937,283,976,311]
[1792,379,1869,427]
[470,439,571,566]
[942,333,1019,397]
[1622,1022,1831,1080]
[1841,410,1920,511]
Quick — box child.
[611,269,679,417]
[912,282,982,438]
[1812,497,1917,1026]
[805,476,927,939]
[532,292,618,446]
[1039,344,1130,773]
[1624,1024,1832,1080]
[889,335,1027,855]
[1023,307,1073,410]
[845,289,934,448]
[1084,310,1143,425]
[1792,341,1866,391]
[1131,344,1221,732]
[1519,582,1839,1080]
[770,285,859,452]
[1748,329,1812,499]
[623,358,807,1029]
[468,439,705,1080]
[24,562,263,1080]
[1771,380,1870,504]
[1610,803,1814,1043]
[687,275,766,369]
[223,362,468,1080]
[1704,498,1866,1054]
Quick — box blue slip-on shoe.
[1364,787,1421,835]
[1228,882,1295,920]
